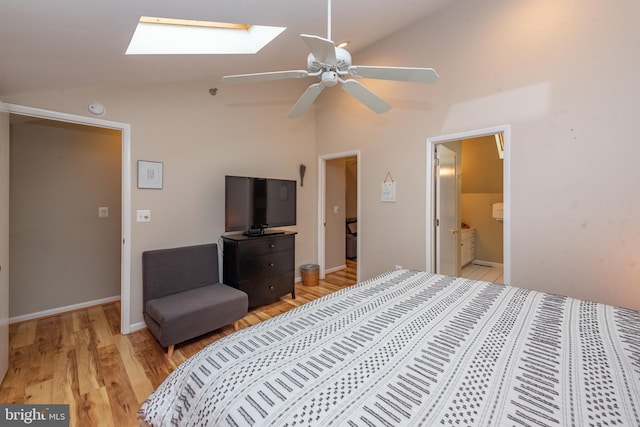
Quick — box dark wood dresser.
[222,232,296,308]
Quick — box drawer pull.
[269,285,274,290]
[269,262,275,267]
[269,244,275,248]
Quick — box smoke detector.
[86,102,106,116]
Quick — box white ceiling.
[0,0,459,96]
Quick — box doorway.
[318,151,361,283]
[5,103,132,334]
[426,125,511,284]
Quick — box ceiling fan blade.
[341,79,391,114]
[222,70,309,84]
[348,66,439,83]
[301,34,337,65]
[288,83,325,119]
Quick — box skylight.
[126,16,286,55]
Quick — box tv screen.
[225,176,296,233]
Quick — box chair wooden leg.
[233,321,239,331]
[167,344,174,358]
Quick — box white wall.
[3,78,318,328]
[316,0,640,310]
[4,0,640,324]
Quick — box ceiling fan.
[221,0,439,118]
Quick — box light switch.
[98,207,109,218]
[136,209,151,222]
[333,206,340,214]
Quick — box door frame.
[318,150,361,283]
[426,125,511,284]
[5,103,132,334]
[0,101,9,383]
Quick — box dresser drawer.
[238,273,294,307]
[238,251,294,281]
[238,236,295,258]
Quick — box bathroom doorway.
[426,125,511,284]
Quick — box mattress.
[138,269,640,426]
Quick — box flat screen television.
[225,175,297,236]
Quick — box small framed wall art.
[381,171,396,202]
[137,160,163,189]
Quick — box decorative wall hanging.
[381,171,396,202]
[138,160,163,189]
[299,164,307,186]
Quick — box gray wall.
[325,158,346,270]
[9,119,121,317]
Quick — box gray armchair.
[142,243,248,357]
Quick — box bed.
[138,269,640,426]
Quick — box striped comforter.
[138,270,640,426]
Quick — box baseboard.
[471,260,504,268]
[295,265,345,283]
[129,321,147,332]
[9,295,121,325]
[325,264,346,274]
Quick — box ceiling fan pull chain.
[327,0,332,41]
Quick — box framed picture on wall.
[137,160,163,189]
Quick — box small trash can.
[300,264,319,286]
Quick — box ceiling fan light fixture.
[321,71,339,87]
[336,40,350,48]
[221,0,438,118]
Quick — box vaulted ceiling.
[0,0,459,96]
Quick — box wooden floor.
[0,260,357,427]
[461,262,504,284]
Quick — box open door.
[435,145,459,276]
[318,151,361,283]
[0,101,9,383]
[427,125,511,284]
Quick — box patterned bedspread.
[138,270,640,426]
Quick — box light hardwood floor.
[0,260,357,427]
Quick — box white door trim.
[5,103,132,334]
[318,150,361,283]
[0,100,10,384]
[426,125,511,284]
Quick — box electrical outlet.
[98,207,109,218]
[395,264,403,270]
